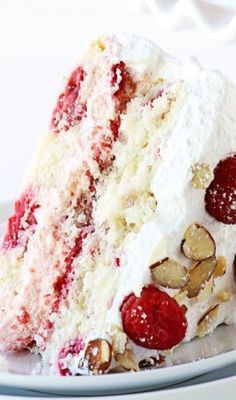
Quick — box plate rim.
[0,348,235,393]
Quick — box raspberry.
[91,139,114,171]
[2,189,39,250]
[51,66,86,134]
[111,61,136,114]
[205,155,236,224]
[90,63,136,171]
[85,170,96,193]
[121,285,187,350]
[58,337,85,376]
[114,257,121,267]
[16,307,30,325]
[110,117,121,140]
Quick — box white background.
[0,0,235,202]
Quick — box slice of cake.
[0,34,235,376]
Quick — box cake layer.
[0,34,235,375]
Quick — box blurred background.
[0,0,235,203]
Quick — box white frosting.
[106,37,236,343]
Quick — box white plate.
[1,362,236,398]
[0,202,236,395]
[142,0,236,43]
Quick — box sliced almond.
[214,256,227,278]
[150,258,188,289]
[115,349,139,371]
[139,355,165,369]
[216,290,232,302]
[184,256,217,298]
[174,290,187,304]
[110,325,128,355]
[197,304,219,337]
[191,163,214,190]
[197,274,214,302]
[148,239,167,266]
[181,223,216,261]
[85,339,112,375]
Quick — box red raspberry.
[2,189,39,250]
[51,66,86,134]
[121,285,187,350]
[91,138,114,171]
[16,307,30,325]
[205,155,236,224]
[109,117,121,141]
[114,257,121,267]
[111,61,136,114]
[58,337,85,376]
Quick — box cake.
[0,34,235,376]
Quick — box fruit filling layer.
[1,188,39,251]
[0,53,140,351]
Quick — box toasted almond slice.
[150,258,188,289]
[216,290,232,302]
[139,355,165,369]
[110,325,128,355]
[181,223,216,261]
[197,275,214,302]
[148,239,167,266]
[191,163,214,189]
[197,304,219,337]
[115,349,140,371]
[184,256,217,298]
[85,339,112,375]
[214,256,227,278]
[174,290,187,304]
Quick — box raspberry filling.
[43,62,137,350]
[58,336,85,376]
[16,307,30,324]
[51,67,87,134]
[52,226,93,313]
[111,61,136,114]
[0,61,136,354]
[2,189,39,251]
[92,62,136,172]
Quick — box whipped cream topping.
[105,34,236,343]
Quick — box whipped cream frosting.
[104,34,236,342]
